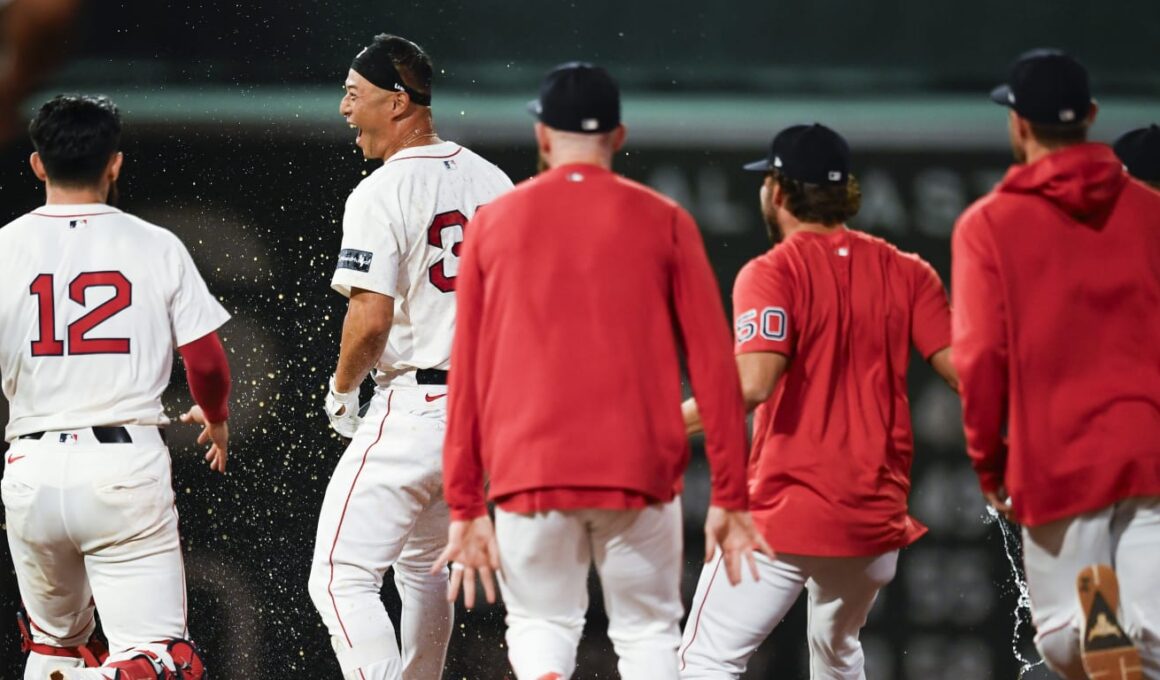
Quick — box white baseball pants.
[1,426,188,680]
[678,549,898,679]
[308,386,452,680]
[1022,496,1160,680]
[495,499,684,680]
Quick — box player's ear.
[610,124,627,153]
[29,152,47,182]
[534,122,551,156]
[769,176,785,208]
[107,152,124,182]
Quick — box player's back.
[741,227,949,554]
[332,142,512,385]
[0,204,222,439]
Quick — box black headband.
[351,44,431,106]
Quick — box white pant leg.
[795,551,898,680]
[496,507,592,680]
[589,500,684,680]
[1113,496,1160,680]
[394,493,453,680]
[74,446,188,653]
[679,551,808,679]
[308,388,446,680]
[1022,507,1115,680]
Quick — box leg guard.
[18,607,109,666]
[103,638,206,680]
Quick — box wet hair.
[368,34,433,101]
[771,170,861,226]
[28,94,121,186]
[1029,120,1089,147]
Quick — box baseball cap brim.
[743,159,773,172]
[990,84,1014,107]
[526,99,542,119]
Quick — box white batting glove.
[325,376,362,438]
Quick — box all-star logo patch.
[337,249,373,273]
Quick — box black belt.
[416,369,448,385]
[19,426,136,444]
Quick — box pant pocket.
[1,476,38,534]
[91,476,172,540]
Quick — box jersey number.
[736,306,787,344]
[30,272,133,356]
[427,209,468,293]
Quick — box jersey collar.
[31,203,123,217]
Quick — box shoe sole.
[1077,564,1144,680]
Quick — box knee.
[1035,625,1086,680]
[807,623,863,674]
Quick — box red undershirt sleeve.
[177,331,231,423]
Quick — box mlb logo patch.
[443,159,457,170]
[59,432,79,444]
[69,219,88,229]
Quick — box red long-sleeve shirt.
[952,144,1160,526]
[443,163,749,521]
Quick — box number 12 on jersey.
[30,271,133,356]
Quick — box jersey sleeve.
[732,257,795,357]
[331,180,405,299]
[169,237,230,347]
[909,256,952,359]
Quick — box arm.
[333,288,394,393]
[683,352,788,436]
[177,331,231,473]
[671,210,773,584]
[928,347,959,392]
[951,210,1010,501]
[436,218,500,608]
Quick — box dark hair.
[772,170,862,226]
[1029,120,1089,147]
[28,94,121,186]
[372,34,433,99]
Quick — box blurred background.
[0,1,1157,678]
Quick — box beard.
[763,210,783,246]
[1009,127,1027,163]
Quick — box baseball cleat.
[1076,564,1143,680]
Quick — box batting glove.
[325,376,362,438]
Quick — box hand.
[325,376,361,438]
[431,515,501,609]
[179,405,229,474]
[704,506,775,586]
[984,486,1014,523]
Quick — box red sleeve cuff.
[708,492,749,512]
[449,504,488,522]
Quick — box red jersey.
[443,163,749,521]
[735,227,949,556]
[952,144,1160,527]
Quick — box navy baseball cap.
[1113,124,1160,182]
[743,123,851,185]
[528,62,621,134]
[990,49,1093,125]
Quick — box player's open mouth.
[350,124,361,144]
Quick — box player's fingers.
[746,549,760,582]
[197,427,210,445]
[756,533,776,560]
[703,533,719,564]
[463,567,477,609]
[480,566,497,604]
[723,549,742,586]
[487,534,501,572]
[446,565,463,603]
[432,543,456,575]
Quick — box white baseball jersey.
[0,203,230,441]
[331,141,512,384]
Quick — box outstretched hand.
[704,506,774,586]
[179,405,229,474]
[432,515,502,609]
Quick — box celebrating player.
[0,95,231,679]
[953,49,1160,680]
[436,62,768,680]
[677,124,958,679]
[306,34,512,680]
[1113,124,1160,190]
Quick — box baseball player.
[1113,124,1160,190]
[677,124,958,679]
[953,49,1160,680]
[436,62,768,680]
[0,95,231,679]
[306,34,512,680]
